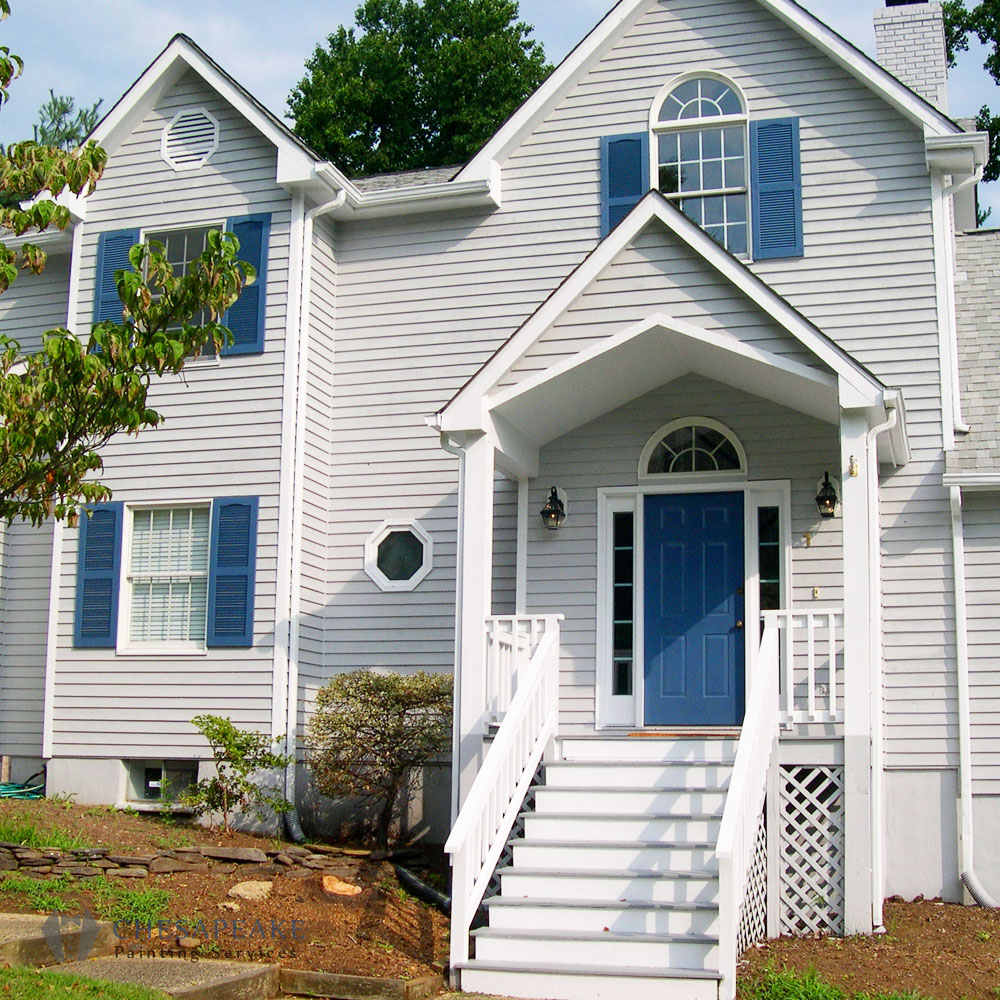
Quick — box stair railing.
[485,615,562,721]
[445,622,561,972]
[716,614,781,1000]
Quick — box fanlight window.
[645,423,744,475]
[653,76,748,254]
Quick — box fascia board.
[942,472,1000,490]
[925,131,990,174]
[333,176,499,220]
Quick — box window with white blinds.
[128,506,211,645]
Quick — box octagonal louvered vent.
[161,108,219,171]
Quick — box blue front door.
[644,492,745,726]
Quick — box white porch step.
[533,785,727,815]
[522,811,721,841]
[560,736,738,762]
[513,839,718,870]
[456,961,721,1000]
[544,760,732,789]
[485,896,720,935]
[497,865,720,903]
[472,927,719,969]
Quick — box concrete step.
[532,785,727,816]
[472,926,719,969]
[485,896,720,935]
[522,811,721,842]
[456,960,722,1000]
[497,865,720,903]
[512,838,718,871]
[559,736,738,763]
[543,760,732,789]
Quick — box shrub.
[308,670,452,846]
[184,715,292,836]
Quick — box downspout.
[866,403,897,931]
[438,430,465,826]
[283,185,346,842]
[950,486,999,907]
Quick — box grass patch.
[89,877,171,924]
[0,967,170,999]
[742,966,924,1000]
[0,815,90,850]
[0,873,76,912]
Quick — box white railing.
[485,615,563,721]
[445,621,561,971]
[716,618,780,1000]
[768,609,844,727]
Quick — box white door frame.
[595,478,791,730]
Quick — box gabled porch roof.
[434,193,907,475]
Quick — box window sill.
[115,645,208,657]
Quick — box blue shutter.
[74,503,123,648]
[93,230,139,324]
[222,214,270,355]
[600,132,649,238]
[207,497,259,647]
[750,118,803,260]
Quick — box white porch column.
[455,431,496,807]
[840,409,874,933]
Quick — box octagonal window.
[364,520,433,592]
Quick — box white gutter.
[282,186,347,826]
[865,403,897,931]
[949,487,998,907]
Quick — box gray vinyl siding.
[493,473,518,615]
[959,494,1000,794]
[331,0,946,753]
[0,254,70,354]
[525,375,840,733]
[0,519,53,758]
[49,69,290,757]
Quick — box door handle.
[735,620,744,629]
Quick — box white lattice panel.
[737,808,768,955]
[779,765,845,935]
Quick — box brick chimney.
[874,0,949,112]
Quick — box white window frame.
[595,479,791,730]
[649,72,751,258]
[116,501,212,657]
[140,221,225,368]
[364,519,434,592]
[161,107,220,172]
[638,417,748,481]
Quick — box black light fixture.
[815,472,838,519]
[540,486,566,531]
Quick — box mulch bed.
[740,899,1000,1000]
[0,800,449,980]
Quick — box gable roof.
[438,190,888,435]
[455,0,962,182]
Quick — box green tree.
[288,0,551,177]
[0,2,254,525]
[33,90,103,150]
[308,670,453,846]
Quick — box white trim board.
[438,193,887,435]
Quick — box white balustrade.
[485,615,563,721]
[765,609,845,727]
[717,618,780,1000]
[446,618,561,971]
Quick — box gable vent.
[161,108,219,171]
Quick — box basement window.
[127,760,198,804]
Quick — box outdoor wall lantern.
[540,486,567,530]
[815,472,838,519]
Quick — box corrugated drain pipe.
[284,180,347,843]
[950,485,999,908]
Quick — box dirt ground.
[741,899,1000,1000]
[0,799,449,980]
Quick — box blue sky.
[1,0,997,215]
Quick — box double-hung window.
[654,77,748,255]
[126,506,211,648]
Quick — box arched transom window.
[653,76,748,255]
[641,420,746,476]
